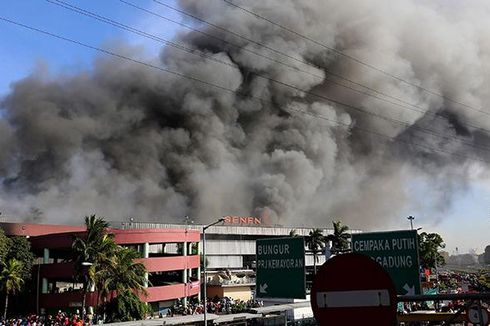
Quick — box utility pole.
[202,218,225,326]
[407,216,415,230]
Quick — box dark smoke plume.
[1,0,490,228]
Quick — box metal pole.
[407,216,414,230]
[201,218,225,326]
[36,263,40,315]
[203,228,207,326]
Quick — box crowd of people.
[165,297,264,317]
[1,296,264,326]
[1,311,89,326]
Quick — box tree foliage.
[97,247,147,297]
[102,290,151,322]
[72,215,148,321]
[0,230,8,265]
[289,229,298,237]
[5,237,34,281]
[418,232,446,269]
[326,221,351,254]
[72,215,116,292]
[0,258,24,319]
[483,245,490,265]
[307,228,324,274]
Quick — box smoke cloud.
[2,0,490,228]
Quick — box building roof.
[0,222,85,237]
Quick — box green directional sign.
[256,237,306,299]
[352,230,421,295]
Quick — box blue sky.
[0,0,180,95]
[0,1,488,254]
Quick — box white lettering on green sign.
[353,237,416,252]
[256,258,303,269]
[257,244,290,255]
[374,255,413,268]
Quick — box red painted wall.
[2,222,202,310]
[137,255,199,272]
[40,283,201,308]
[28,228,200,250]
[145,283,200,302]
[0,222,85,237]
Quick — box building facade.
[1,222,200,314]
[1,219,360,312]
[114,219,361,301]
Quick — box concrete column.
[143,243,149,258]
[143,243,149,288]
[43,248,49,264]
[182,241,188,305]
[42,248,49,294]
[42,278,48,294]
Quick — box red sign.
[223,215,261,225]
[311,253,397,325]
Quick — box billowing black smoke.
[1,0,489,227]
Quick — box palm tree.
[326,221,351,254]
[91,235,119,313]
[0,259,24,320]
[94,246,147,321]
[72,215,115,319]
[104,246,148,296]
[307,229,325,275]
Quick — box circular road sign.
[467,304,489,325]
[311,253,397,325]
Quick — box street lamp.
[202,218,225,326]
[81,261,93,324]
[407,216,415,230]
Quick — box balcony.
[137,255,199,273]
[145,282,200,302]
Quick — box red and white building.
[1,222,200,314]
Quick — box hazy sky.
[0,0,489,254]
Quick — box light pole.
[81,261,93,324]
[36,261,41,315]
[407,216,415,230]
[202,218,225,326]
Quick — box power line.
[140,0,490,138]
[221,0,489,116]
[44,0,490,153]
[0,16,485,164]
[46,0,237,70]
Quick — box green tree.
[326,221,351,254]
[91,235,119,311]
[72,215,116,319]
[102,290,151,322]
[0,259,24,320]
[5,237,34,281]
[103,247,147,295]
[307,229,324,275]
[483,245,490,265]
[418,232,446,269]
[0,229,8,264]
[72,215,149,321]
[289,229,298,237]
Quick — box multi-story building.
[1,222,200,314]
[115,217,361,301]
[1,218,359,313]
